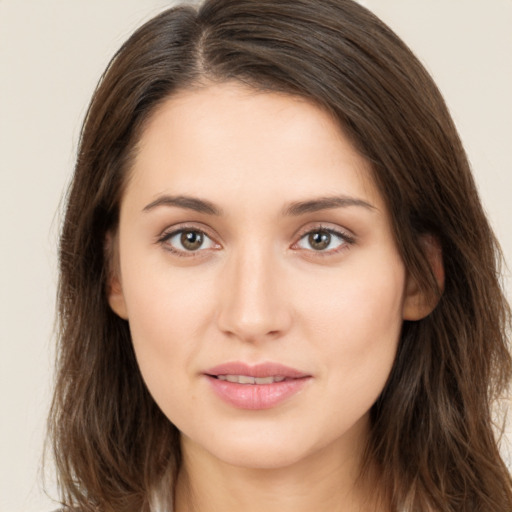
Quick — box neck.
[174,421,386,512]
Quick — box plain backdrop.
[1,1,511,511]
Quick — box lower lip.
[206,376,310,410]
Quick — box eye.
[295,228,352,253]
[160,228,218,255]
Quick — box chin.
[208,438,314,470]
[183,417,360,471]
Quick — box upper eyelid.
[157,223,219,242]
[294,222,355,241]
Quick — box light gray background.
[1,1,511,511]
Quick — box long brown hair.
[48,1,512,510]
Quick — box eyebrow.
[282,195,376,216]
[142,194,376,217]
[143,195,222,215]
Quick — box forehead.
[126,82,383,211]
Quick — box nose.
[216,243,292,343]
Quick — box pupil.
[181,231,203,250]
[309,231,330,250]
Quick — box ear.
[402,234,445,321]
[105,232,129,320]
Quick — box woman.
[48,0,512,510]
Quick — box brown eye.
[181,231,204,251]
[308,231,331,251]
[296,228,349,253]
[162,229,217,254]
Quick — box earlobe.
[402,234,445,321]
[105,232,129,320]
[107,276,129,320]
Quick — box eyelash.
[156,224,355,258]
[293,225,355,256]
[157,224,220,258]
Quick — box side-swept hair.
[49,1,512,510]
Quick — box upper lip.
[205,362,310,379]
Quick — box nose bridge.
[217,239,290,341]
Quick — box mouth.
[204,362,311,410]
[213,375,288,384]
[205,361,309,379]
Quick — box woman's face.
[109,82,423,470]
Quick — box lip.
[204,362,312,410]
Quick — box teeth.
[255,376,275,384]
[216,375,287,384]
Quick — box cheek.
[120,254,216,402]
[299,254,405,395]
[122,235,213,332]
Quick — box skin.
[108,82,430,512]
